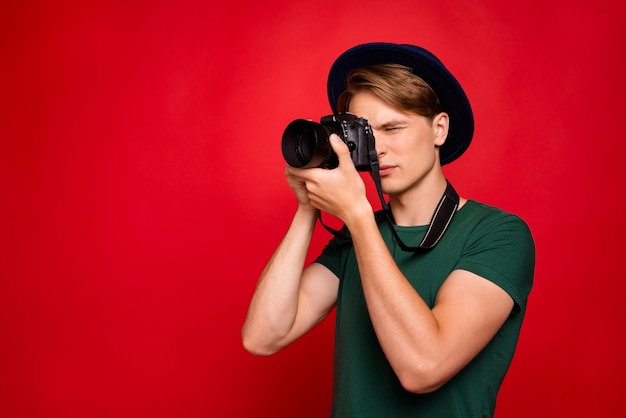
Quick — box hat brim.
[327,43,474,165]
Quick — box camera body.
[281,113,375,171]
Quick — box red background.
[2,1,625,417]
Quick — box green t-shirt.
[315,200,535,417]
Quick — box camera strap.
[380,180,459,251]
[319,150,459,252]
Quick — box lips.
[378,165,396,176]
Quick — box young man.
[242,42,535,417]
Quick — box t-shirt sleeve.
[455,212,535,312]
[314,230,352,279]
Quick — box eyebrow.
[372,120,408,130]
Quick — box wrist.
[343,200,374,231]
[295,203,320,221]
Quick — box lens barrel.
[281,119,335,168]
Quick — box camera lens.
[282,119,333,168]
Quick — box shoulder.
[459,200,533,242]
[454,200,535,311]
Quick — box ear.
[432,112,449,147]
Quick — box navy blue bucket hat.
[327,42,474,165]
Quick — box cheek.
[409,136,436,155]
[404,138,439,167]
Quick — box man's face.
[348,91,448,196]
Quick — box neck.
[388,173,449,226]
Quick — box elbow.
[396,361,448,394]
[241,328,281,357]
[242,338,277,357]
[400,378,445,395]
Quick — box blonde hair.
[336,63,442,120]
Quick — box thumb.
[329,134,352,165]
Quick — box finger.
[286,165,312,180]
[329,134,351,165]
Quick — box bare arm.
[348,213,513,393]
[241,181,338,356]
[302,136,514,393]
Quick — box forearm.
[349,212,515,393]
[242,205,318,355]
[345,213,444,391]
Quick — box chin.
[380,182,405,197]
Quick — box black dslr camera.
[281,114,375,171]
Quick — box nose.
[375,133,387,158]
